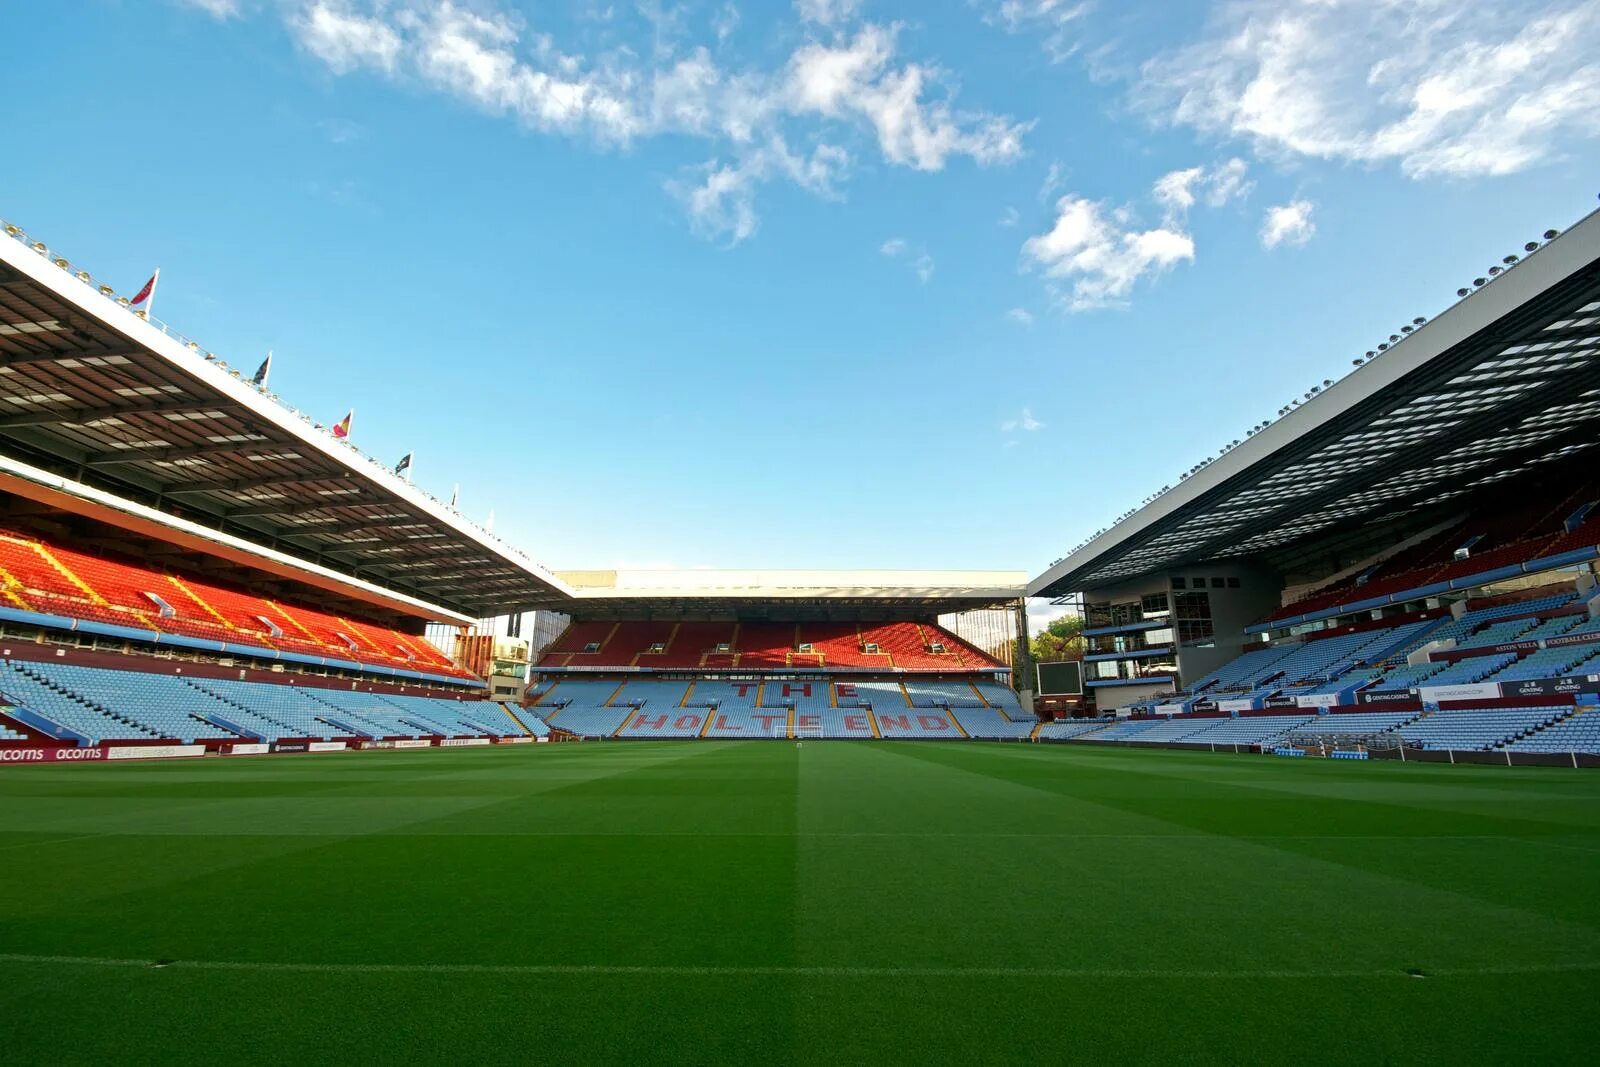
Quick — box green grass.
[2,741,1598,1064]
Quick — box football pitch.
[2,741,1598,1064]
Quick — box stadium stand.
[0,655,518,744]
[535,619,1000,672]
[850,680,912,708]
[702,706,792,738]
[975,681,1034,721]
[1287,711,1422,740]
[0,527,474,682]
[1258,485,1600,626]
[1422,653,1520,687]
[617,708,709,738]
[904,681,987,707]
[683,680,763,709]
[1082,719,1159,741]
[949,706,1035,739]
[608,679,694,708]
[1119,717,1221,743]
[543,704,634,738]
[1370,662,1447,690]
[811,707,878,738]
[1186,715,1316,746]
[1504,712,1600,754]
[873,709,964,738]
[759,680,833,711]
[1035,720,1106,741]
[1487,646,1599,683]
[1397,706,1570,750]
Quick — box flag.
[252,351,272,387]
[331,409,353,439]
[129,268,160,310]
[395,451,413,478]
[486,509,495,533]
[449,484,459,509]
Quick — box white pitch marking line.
[0,954,1595,980]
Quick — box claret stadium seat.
[0,527,477,682]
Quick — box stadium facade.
[1028,206,1600,757]
[6,201,1600,760]
[0,213,1028,755]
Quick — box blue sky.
[5,0,1599,579]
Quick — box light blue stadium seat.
[1505,712,1600,753]
[904,681,987,707]
[1399,705,1568,750]
[1288,711,1419,738]
[1035,719,1104,740]
[873,708,963,738]
[758,679,834,711]
[702,706,792,738]
[950,706,1034,738]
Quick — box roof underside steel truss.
[1033,212,1600,598]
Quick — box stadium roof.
[0,219,575,620]
[0,218,1024,624]
[1031,206,1600,600]
[546,568,1028,621]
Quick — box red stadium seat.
[0,527,474,680]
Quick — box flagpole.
[145,267,160,319]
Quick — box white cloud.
[1152,157,1251,220]
[264,3,1027,240]
[712,3,740,42]
[678,158,762,244]
[880,237,934,282]
[1026,597,1074,635]
[1138,0,1600,179]
[998,205,1020,227]
[292,2,403,74]
[1261,199,1316,248]
[1001,407,1044,432]
[796,0,861,25]
[650,47,722,133]
[1038,160,1066,201]
[787,25,1029,170]
[1005,306,1034,325]
[1023,194,1195,312]
[984,0,1092,62]
[674,138,849,243]
[179,0,240,17]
